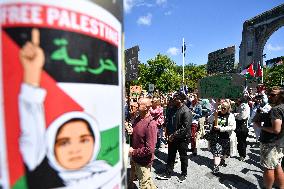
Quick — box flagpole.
[261,67,264,83]
[182,37,185,86]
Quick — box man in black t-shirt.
[256,86,284,189]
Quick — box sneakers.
[212,165,219,173]
[188,148,197,156]
[187,148,193,152]
[178,174,187,183]
[156,172,171,180]
[240,157,245,162]
[220,159,227,167]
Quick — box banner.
[148,84,154,92]
[207,46,235,74]
[0,0,123,188]
[130,85,141,98]
[198,74,245,99]
[125,46,139,81]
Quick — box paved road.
[128,127,266,189]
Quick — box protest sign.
[149,84,154,92]
[125,46,139,81]
[0,1,123,188]
[198,74,245,99]
[130,85,142,98]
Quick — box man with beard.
[157,92,192,183]
[256,87,284,189]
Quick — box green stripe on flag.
[97,125,120,166]
[12,176,28,189]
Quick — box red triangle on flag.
[2,31,83,185]
[41,72,83,126]
[247,63,255,77]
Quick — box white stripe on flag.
[240,69,247,75]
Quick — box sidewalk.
[128,127,265,189]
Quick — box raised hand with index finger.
[20,28,45,87]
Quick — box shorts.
[260,143,284,169]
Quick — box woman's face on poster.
[54,120,94,170]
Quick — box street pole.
[281,76,283,86]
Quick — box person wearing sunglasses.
[255,86,284,189]
[208,101,237,173]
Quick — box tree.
[125,54,208,93]
[176,64,207,92]
[264,65,284,88]
[139,54,181,93]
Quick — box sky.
[124,0,284,66]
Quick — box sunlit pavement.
[128,127,268,189]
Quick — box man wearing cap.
[157,92,192,183]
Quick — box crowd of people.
[124,85,284,189]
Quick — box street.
[129,127,265,189]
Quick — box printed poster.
[0,0,123,188]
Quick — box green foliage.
[176,64,208,92]
[138,54,181,93]
[125,54,208,93]
[264,65,284,88]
